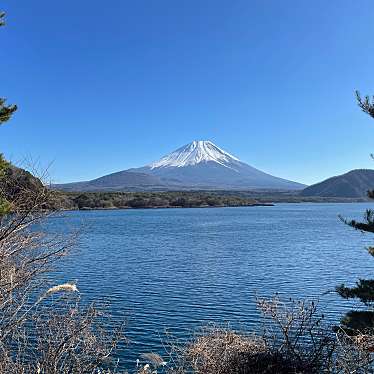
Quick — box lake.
[46,203,374,369]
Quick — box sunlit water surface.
[45,203,374,369]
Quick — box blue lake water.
[45,203,374,369]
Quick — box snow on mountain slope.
[133,140,306,190]
[148,140,239,169]
[54,140,306,192]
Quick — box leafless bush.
[333,329,374,373]
[0,167,125,373]
[160,296,374,374]
[258,297,374,373]
[167,297,335,374]
[32,297,123,373]
[180,327,277,374]
[257,296,336,372]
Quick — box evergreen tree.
[0,12,17,215]
[0,13,17,126]
[336,91,374,332]
[0,97,17,125]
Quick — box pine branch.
[341,310,374,332]
[356,91,374,119]
[339,209,374,233]
[0,98,17,125]
[0,13,17,126]
[0,12,5,27]
[337,279,374,305]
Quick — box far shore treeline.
[53,190,366,211]
[55,190,269,210]
[4,165,358,211]
[1,165,366,212]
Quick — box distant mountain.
[53,171,164,192]
[54,140,306,192]
[300,169,374,198]
[131,140,305,190]
[1,165,44,200]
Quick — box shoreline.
[58,200,373,212]
[60,202,275,212]
[54,189,369,212]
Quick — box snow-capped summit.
[132,140,305,190]
[148,140,240,169]
[55,140,306,191]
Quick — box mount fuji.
[130,140,305,190]
[55,140,305,192]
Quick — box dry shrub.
[170,297,335,374]
[173,325,329,374]
[334,329,374,372]
[164,297,374,374]
[257,296,336,373]
[33,299,123,373]
[0,167,125,373]
[184,327,284,374]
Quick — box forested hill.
[0,165,43,201]
[56,191,269,210]
[300,169,374,198]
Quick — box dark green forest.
[56,190,268,210]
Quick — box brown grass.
[158,297,374,374]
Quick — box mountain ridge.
[131,140,305,190]
[54,140,306,192]
[53,170,165,192]
[300,169,374,198]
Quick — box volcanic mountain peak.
[148,140,240,170]
[54,140,306,192]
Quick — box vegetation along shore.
[55,190,273,210]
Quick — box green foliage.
[0,154,11,216]
[0,13,17,127]
[0,12,17,215]
[340,311,374,333]
[0,154,9,175]
[356,90,374,120]
[56,191,260,210]
[339,209,374,233]
[337,92,374,333]
[0,196,10,215]
[0,12,5,27]
[0,98,17,125]
[337,279,374,305]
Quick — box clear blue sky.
[1,1,374,185]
